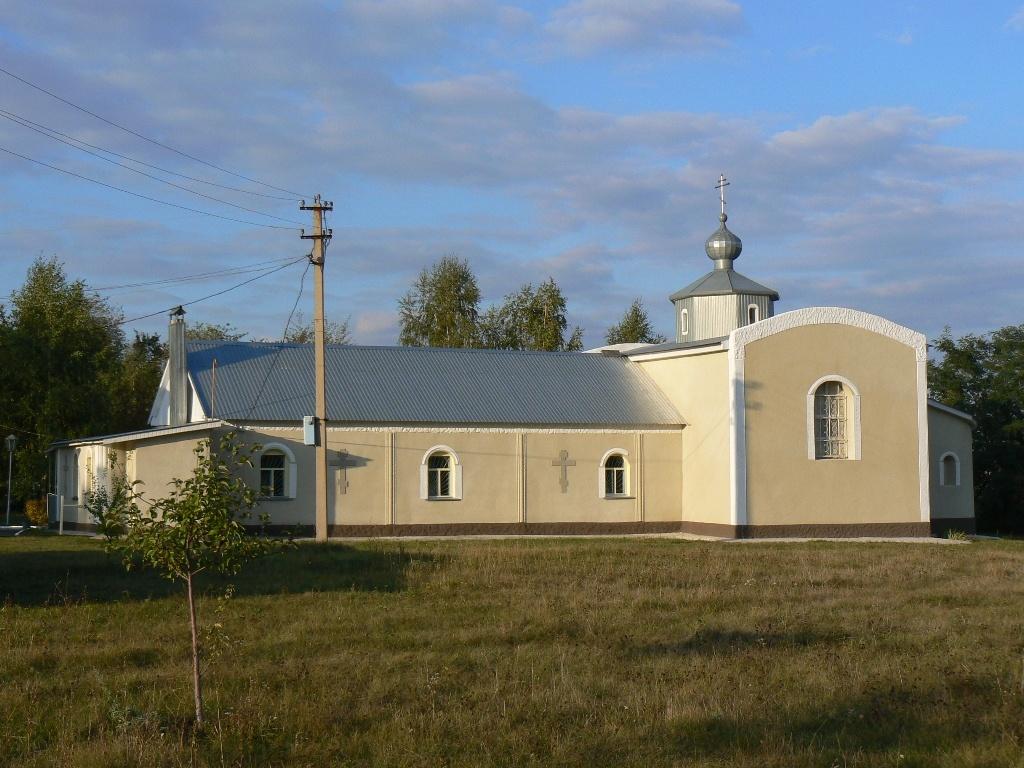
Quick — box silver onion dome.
[705,212,742,269]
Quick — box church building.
[50,181,977,538]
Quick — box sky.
[1,0,1023,347]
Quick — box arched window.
[420,446,463,500]
[259,443,297,498]
[814,381,847,458]
[680,308,689,336]
[940,452,960,487]
[260,451,287,497]
[598,449,630,498]
[807,376,862,460]
[428,453,451,497]
[747,304,759,324]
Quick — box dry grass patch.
[2,534,1024,767]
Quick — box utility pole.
[301,195,333,542]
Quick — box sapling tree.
[88,432,287,728]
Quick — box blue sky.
[1,0,1022,346]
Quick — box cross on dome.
[715,174,730,217]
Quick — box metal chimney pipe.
[168,307,187,427]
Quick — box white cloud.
[1006,6,1024,30]
[0,1,1022,346]
[545,0,743,55]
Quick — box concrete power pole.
[301,195,333,542]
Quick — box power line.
[0,108,296,201]
[0,64,310,198]
[0,423,46,438]
[91,257,299,292]
[0,110,304,225]
[118,257,305,326]
[0,143,300,230]
[0,257,302,304]
[243,257,313,419]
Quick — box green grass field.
[2,534,1024,767]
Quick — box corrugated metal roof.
[51,420,226,449]
[187,341,683,426]
[625,337,728,356]
[669,268,779,301]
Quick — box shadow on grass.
[667,676,1020,762]
[0,542,438,607]
[634,627,846,657]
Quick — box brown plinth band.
[325,521,684,537]
[681,520,934,539]
[929,518,976,536]
[256,520,955,539]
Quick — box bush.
[24,498,48,526]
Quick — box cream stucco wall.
[205,425,683,530]
[741,324,921,526]
[394,432,519,524]
[633,350,731,525]
[129,434,206,499]
[928,408,975,521]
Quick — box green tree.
[478,284,533,349]
[605,298,666,345]
[186,322,247,341]
[108,332,166,433]
[0,257,126,500]
[929,325,1024,533]
[88,433,287,728]
[282,312,352,345]
[479,279,584,351]
[398,256,481,348]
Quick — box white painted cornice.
[730,307,927,361]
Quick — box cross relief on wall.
[551,450,576,493]
[329,449,351,495]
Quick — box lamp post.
[5,434,15,526]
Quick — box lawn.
[2,534,1024,768]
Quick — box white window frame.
[747,303,759,324]
[806,375,862,461]
[419,445,463,501]
[259,442,298,499]
[597,448,631,498]
[680,308,689,336]
[939,451,960,487]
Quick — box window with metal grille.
[814,381,848,459]
[427,453,452,498]
[260,451,286,497]
[604,454,626,496]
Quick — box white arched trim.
[730,307,927,362]
[419,445,463,500]
[747,303,759,324]
[727,306,930,526]
[806,375,862,461]
[680,308,689,336]
[939,451,961,487]
[261,442,298,499]
[597,448,631,498]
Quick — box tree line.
[0,257,350,507]
[928,326,1024,533]
[397,255,665,350]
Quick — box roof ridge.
[185,340,595,357]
